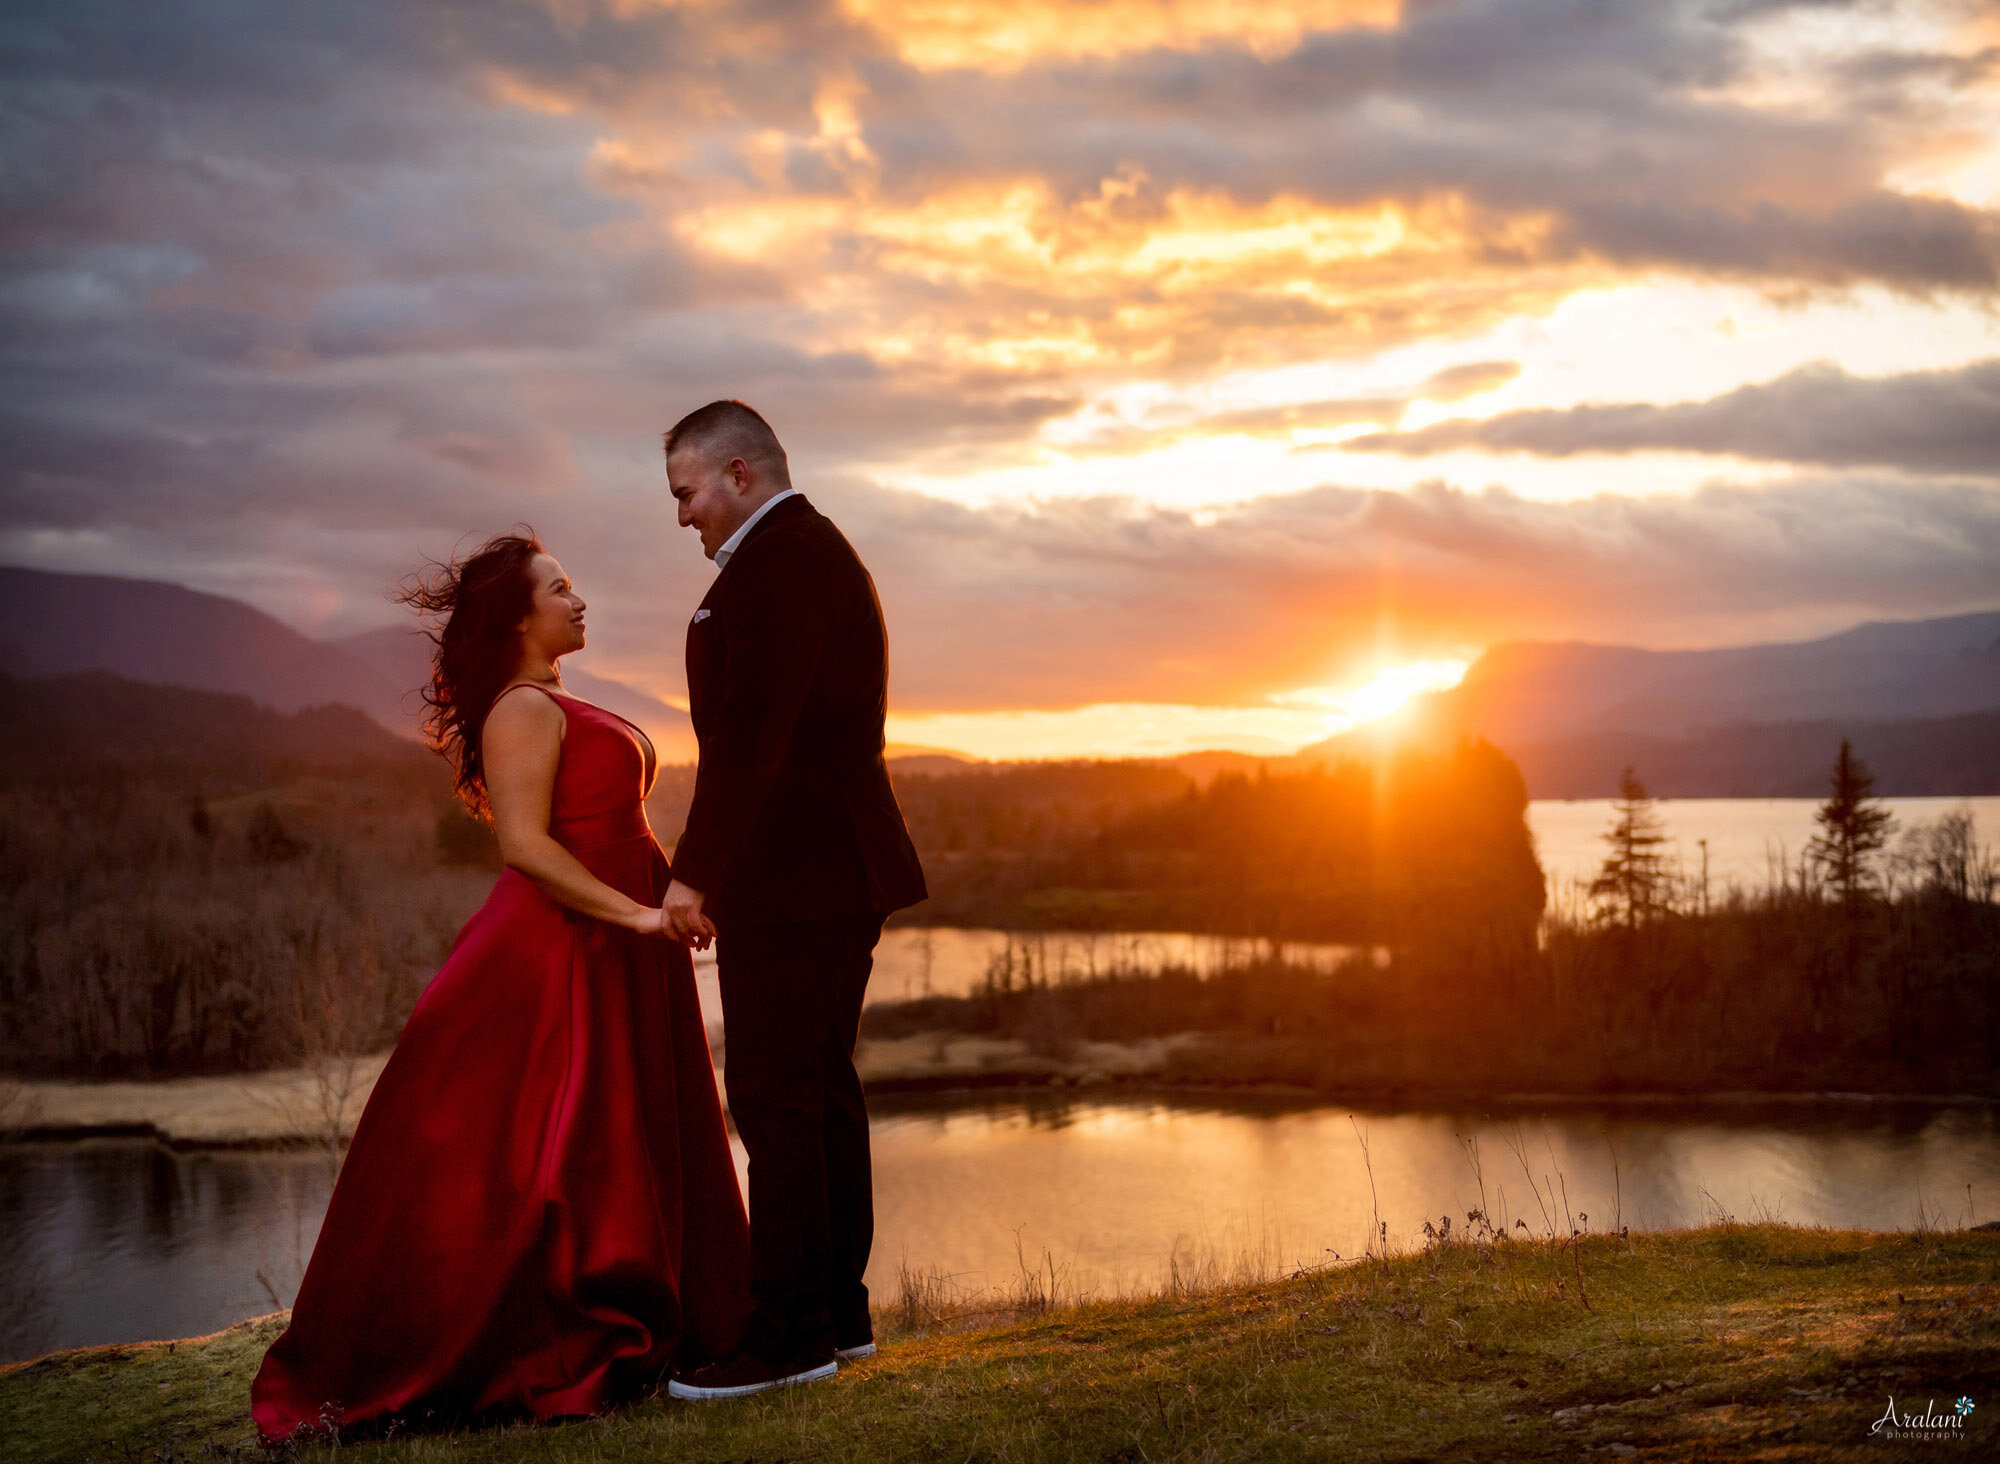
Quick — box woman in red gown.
[252,533,748,1441]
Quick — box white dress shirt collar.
[713,488,798,569]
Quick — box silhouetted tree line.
[887,738,1546,960]
[1522,742,2000,1094]
[864,740,2000,1097]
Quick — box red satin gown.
[252,686,749,1440]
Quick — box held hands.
[660,878,718,950]
[630,898,706,947]
[629,906,673,938]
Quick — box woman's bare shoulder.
[484,682,568,740]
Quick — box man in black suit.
[659,400,927,1400]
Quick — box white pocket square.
[692,608,711,623]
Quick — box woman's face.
[517,552,586,662]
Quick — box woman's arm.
[482,687,667,934]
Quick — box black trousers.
[716,912,882,1363]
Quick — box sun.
[1271,658,1471,736]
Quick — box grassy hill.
[4,1223,1996,1462]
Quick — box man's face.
[666,447,751,561]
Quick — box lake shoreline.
[7,1041,1998,1152]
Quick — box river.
[6,1095,1999,1362]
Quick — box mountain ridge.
[6,564,1996,795]
[0,566,401,726]
[1300,606,2000,763]
[0,565,696,759]
[331,626,696,762]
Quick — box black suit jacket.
[671,493,928,929]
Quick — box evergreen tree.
[1589,766,1673,931]
[1807,739,1896,910]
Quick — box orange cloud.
[517,0,1999,429]
[839,0,1401,70]
[655,171,1594,383]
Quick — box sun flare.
[881,658,1471,762]
[1272,659,1473,727]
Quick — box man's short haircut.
[663,400,790,483]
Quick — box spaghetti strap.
[492,679,569,711]
[497,682,656,787]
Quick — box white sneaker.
[834,1341,876,1361]
[667,1355,838,1400]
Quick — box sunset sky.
[5,0,1999,758]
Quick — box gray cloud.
[827,472,2000,711]
[833,0,2000,292]
[1346,359,2000,476]
[6,383,1996,711]
[2,0,1997,705]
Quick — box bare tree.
[304,947,388,1179]
[251,935,396,1183]
[1889,805,1998,904]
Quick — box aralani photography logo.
[1870,1395,1974,1443]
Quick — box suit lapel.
[686,494,811,739]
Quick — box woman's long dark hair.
[396,529,545,818]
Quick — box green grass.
[6,1224,1999,1462]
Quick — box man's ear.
[727,456,752,491]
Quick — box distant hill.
[884,743,979,778]
[1165,750,1272,787]
[0,566,402,725]
[9,564,1998,797]
[1501,708,2000,798]
[0,670,428,785]
[0,565,697,759]
[1385,609,2000,748]
[887,753,983,778]
[333,626,697,763]
[1296,607,2000,793]
[878,750,1271,788]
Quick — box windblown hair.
[396,529,545,819]
[662,399,790,484]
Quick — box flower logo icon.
[1955,1397,1975,1416]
